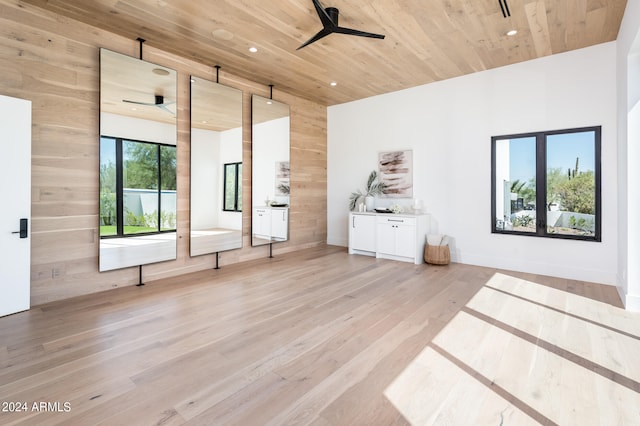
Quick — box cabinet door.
[376,222,396,255]
[394,224,416,258]
[377,217,416,258]
[351,214,376,251]
[271,208,288,241]
[253,208,271,239]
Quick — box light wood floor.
[0,245,636,425]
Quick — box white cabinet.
[348,212,429,264]
[253,207,288,242]
[253,207,271,241]
[271,207,288,241]
[376,216,419,261]
[348,213,376,255]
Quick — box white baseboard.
[456,252,617,286]
[327,236,348,247]
[617,286,640,312]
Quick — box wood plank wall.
[0,0,327,305]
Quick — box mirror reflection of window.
[189,76,243,257]
[100,137,117,237]
[223,162,242,212]
[99,49,177,272]
[100,137,177,237]
[159,145,178,231]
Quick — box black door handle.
[11,218,28,238]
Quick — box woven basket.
[424,238,451,265]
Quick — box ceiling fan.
[297,0,385,50]
[122,95,175,115]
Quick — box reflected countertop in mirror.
[190,76,243,257]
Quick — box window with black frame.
[223,162,242,212]
[99,136,177,238]
[491,126,601,241]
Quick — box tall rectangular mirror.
[190,76,243,256]
[251,95,290,247]
[99,49,177,271]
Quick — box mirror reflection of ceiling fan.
[122,94,175,116]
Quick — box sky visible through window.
[546,131,595,172]
[508,136,536,184]
[100,136,115,166]
[509,131,595,183]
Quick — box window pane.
[99,137,117,236]
[494,136,536,233]
[546,131,596,237]
[224,164,237,211]
[160,145,177,231]
[123,141,158,234]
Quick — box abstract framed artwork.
[275,160,290,195]
[379,150,413,198]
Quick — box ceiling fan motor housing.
[326,7,339,24]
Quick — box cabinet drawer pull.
[387,219,404,223]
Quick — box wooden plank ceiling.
[22,0,627,106]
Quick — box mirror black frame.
[189,75,244,257]
[98,48,178,272]
[251,94,291,247]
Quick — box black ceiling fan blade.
[122,99,156,106]
[122,94,174,115]
[334,26,385,39]
[122,94,165,106]
[297,28,332,50]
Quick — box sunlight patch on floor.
[486,273,640,338]
[467,286,640,383]
[384,345,537,425]
[385,273,640,425]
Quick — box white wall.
[328,42,618,285]
[252,116,290,206]
[616,0,640,310]
[100,112,176,145]
[494,139,510,226]
[191,128,221,229]
[191,127,242,231]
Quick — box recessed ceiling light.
[152,68,170,76]
[506,29,518,36]
[330,81,337,87]
[266,100,273,105]
[249,46,258,53]
[212,29,234,41]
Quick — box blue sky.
[100,136,116,166]
[509,131,596,184]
